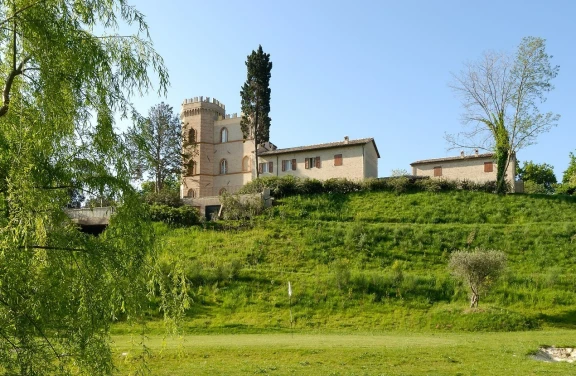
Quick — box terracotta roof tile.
[410,153,495,165]
[259,138,380,158]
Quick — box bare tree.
[447,37,559,194]
[449,249,506,308]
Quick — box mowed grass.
[113,330,576,375]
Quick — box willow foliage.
[0,1,181,374]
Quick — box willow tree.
[240,45,272,178]
[0,1,183,375]
[448,37,559,194]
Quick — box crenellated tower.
[181,96,226,198]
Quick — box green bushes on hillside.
[149,204,200,226]
[238,176,501,197]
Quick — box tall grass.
[144,190,576,332]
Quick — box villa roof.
[410,153,495,166]
[259,138,380,158]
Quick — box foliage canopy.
[126,102,183,194]
[448,37,559,194]
[240,45,272,178]
[449,249,507,308]
[0,1,180,374]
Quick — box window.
[433,166,442,177]
[186,161,196,176]
[305,156,321,169]
[484,161,494,173]
[219,188,227,195]
[186,189,195,198]
[258,161,273,174]
[242,156,250,172]
[281,159,297,171]
[188,128,196,143]
[334,154,343,166]
[220,127,228,143]
[220,159,228,174]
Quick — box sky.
[122,0,575,180]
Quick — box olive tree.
[449,249,506,308]
[0,1,184,374]
[448,37,559,194]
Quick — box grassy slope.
[149,191,576,332]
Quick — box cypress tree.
[240,45,272,178]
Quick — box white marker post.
[288,281,293,333]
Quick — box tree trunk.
[470,292,479,308]
[254,99,260,179]
[494,114,510,195]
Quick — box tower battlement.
[182,96,225,110]
[181,96,225,118]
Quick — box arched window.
[220,159,227,174]
[242,156,250,172]
[220,127,228,143]
[186,189,195,198]
[219,188,227,196]
[187,161,196,176]
[188,128,196,142]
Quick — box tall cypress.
[240,45,272,178]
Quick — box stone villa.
[180,96,380,200]
[410,151,520,192]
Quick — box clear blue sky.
[126,0,575,180]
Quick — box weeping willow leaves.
[0,1,186,374]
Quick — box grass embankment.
[113,331,576,375]
[141,190,576,332]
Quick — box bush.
[149,204,200,226]
[220,192,265,220]
[143,190,183,207]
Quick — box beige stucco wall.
[363,142,379,178]
[412,155,516,190]
[258,143,375,181]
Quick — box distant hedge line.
[237,175,499,198]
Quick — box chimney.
[344,136,349,144]
[475,149,479,157]
[460,150,465,158]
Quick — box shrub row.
[148,204,200,226]
[238,175,500,198]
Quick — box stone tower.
[181,96,226,198]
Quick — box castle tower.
[181,96,226,198]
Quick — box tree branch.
[0,55,31,117]
[0,0,48,27]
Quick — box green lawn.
[113,330,576,375]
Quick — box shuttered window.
[305,157,321,169]
[282,159,298,171]
[433,166,442,177]
[259,162,273,174]
[334,154,343,166]
[484,161,494,173]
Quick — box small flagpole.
[288,281,293,336]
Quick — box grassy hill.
[144,190,576,333]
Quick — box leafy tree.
[449,249,506,308]
[240,45,273,178]
[448,37,560,194]
[556,152,576,195]
[0,1,183,374]
[516,161,557,194]
[562,152,576,184]
[126,102,182,193]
